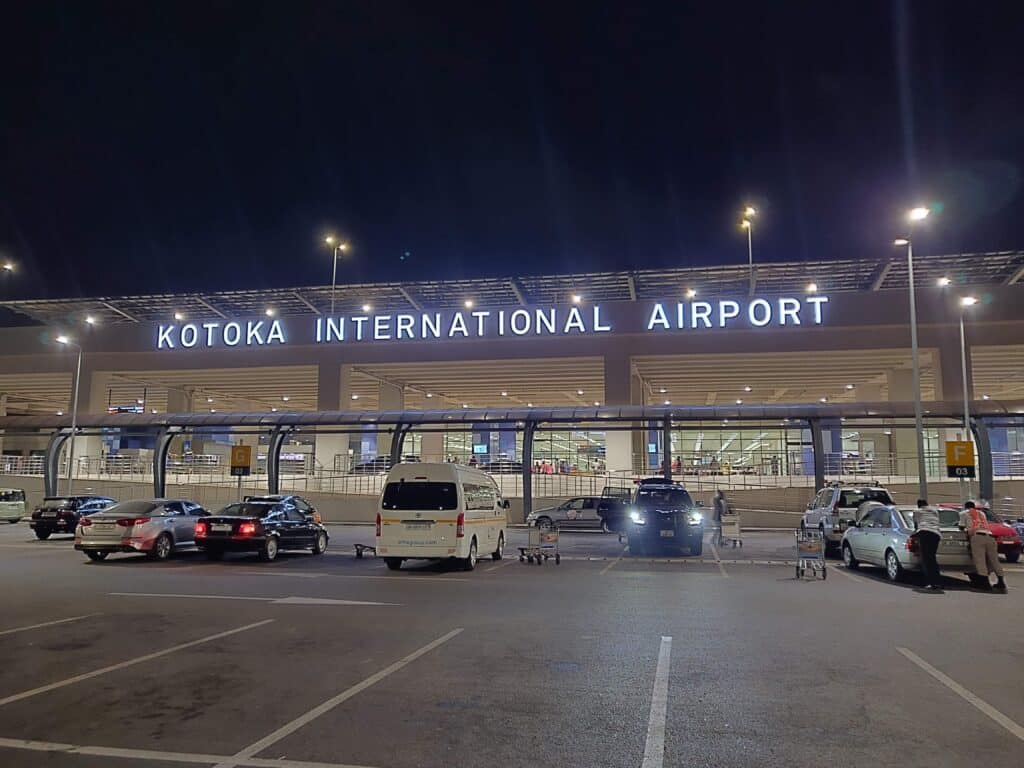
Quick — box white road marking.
[0,736,378,767]
[898,647,1024,742]
[709,538,729,578]
[214,627,464,768]
[642,636,672,768]
[828,565,857,580]
[600,545,628,575]
[0,619,273,707]
[483,558,515,572]
[110,592,398,606]
[0,613,99,637]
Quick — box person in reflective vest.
[960,501,1007,592]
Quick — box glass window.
[0,490,26,502]
[218,503,283,517]
[567,498,585,510]
[840,489,893,508]
[103,500,158,516]
[463,483,495,511]
[284,505,305,522]
[382,482,458,511]
[635,487,694,508]
[293,498,311,512]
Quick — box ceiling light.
[576,389,584,396]
[209,408,216,413]
[819,397,828,403]
[571,294,582,304]
[664,400,671,405]
[265,308,275,317]
[361,304,372,313]
[593,401,600,406]
[464,299,474,309]
[150,409,157,414]
[281,395,290,401]
[136,398,144,404]
[56,410,63,416]
[2,262,14,272]
[846,384,855,390]
[527,402,534,407]
[271,407,278,412]
[425,393,433,398]
[55,335,70,345]
[883,430,892,435]
[982,394,991,400]
[893,238,909,246]
[743,386,752,392]
[806,282,818,293]
[960,295,978,307]
[173,312,184,321]
[937,276,951,287]
[85,316,96,325]
[206,397,214,403]
[659,387,667,394]
[501,391,508,397]
[736,399,743,405]
[462,403,468,408]
[685,288,697,298]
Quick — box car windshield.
[382,482,458,511]
[635,488,693,508]
[102,500,158,516]
[218,503,281,517]
[840,489,893,507]
[40,497,76,509]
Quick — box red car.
[937,504,1022,563]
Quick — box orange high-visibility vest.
[963,507,992,536]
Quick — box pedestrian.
[913,499,943,591]
[960,501,1007,592]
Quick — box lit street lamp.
[324,236,350,315]
[741,206,756,293]
[893,204,931,501]
[55,335,83,495]
[958,296,978,436]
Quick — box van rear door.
[380,480,460,548]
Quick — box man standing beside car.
[913,499,943,592]
[961,501,1007,592]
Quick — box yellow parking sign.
[945,440,975,478]
[230,445,252,477]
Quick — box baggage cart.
[795,529,826,579]
[719,511,742,547]
[519,524,561,565]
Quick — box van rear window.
[382,482,458,511]
[0,490,25,502]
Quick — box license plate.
[94,523,115,531]
[404,523,431,530]
[42,512,57,518]
[211,524,233,532]
[660,529,674,538]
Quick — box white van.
[0,488,27,523]
[376,463,509,571]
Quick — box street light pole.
[741,206,756,294]
[324,237,349,315]
[56,337,83,495]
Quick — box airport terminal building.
[1,251,1023,518]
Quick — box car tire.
[842,543,859,570]
[34,528,51,540]
[492,533,504,561]
[690,535,703,557]
[1005,551,1021,564]
[85,550,108,561]
[535,517,551,529]
[384,557,402,570]
[149,533,174,561]
[312,531,328,555]
[259,536,279,562]
[884,548,904,582]
[462,538,478,571]
[205,548,224,561]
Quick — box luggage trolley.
[519,523,561,565]
[795,529,826,579]
[718,511,742,547]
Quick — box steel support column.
[152,426,181,498]
[810,418,826,491]
[521,421,537,520]
[971,417,994,503]
[267,426,293,495]
[389,424,409,468]
[662,416,672,481]
[43,430,73,498]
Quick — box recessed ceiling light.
[464,299,474,309]
[136,399,144,404]
[819,397,828,403]
[210,408,216,413]
[85,316,96,325]
[736,399,743,405]
[806,282,819,293]
[56,410,63,416]
[150,409,157,414]
[361,304,372,313]
[846,384,855,390]
[685,288,697,298]
[265,307,276,317]
[527,402,534,407]
[571,294,582,304]
[664,399,671,405]
[206,397,214,403]
[173,312,184,321]
[271,407,278,412]
[593,401,600,406]
[425,393,433,398]
[576,389,584,396]
[659,387,667,394]
[501,391,508,397]
[937,276,951,287]
[982,394,991,400]
[281,395,290,401]
[462,403,468,408]
[743,386,752,392]
[351,394,359,400]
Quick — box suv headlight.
[629,509,645,525]
[688,511,703,525]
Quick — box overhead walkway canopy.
[5,400,1020,511]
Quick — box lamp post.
[324,236,349,315]
[55,335,83,495]
[741,206,756,294]
[894,205,931,501]
[958,296,978,435]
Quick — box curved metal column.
[662,415,673,481]
[44,430,73,498]
[152,427,181,498]
[389,423,409,468]
[267,426,293,495]
[809,418,825,492]
[971,417,993,503]
[521,421,537,520]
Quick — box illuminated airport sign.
[155,296,829,349]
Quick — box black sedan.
[30,495,116,539]
[195,500,329,562]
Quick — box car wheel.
[149,533,173,561]
[205,548,224,561]
[384,557,402,570]
[463,538,478,571]
[1005,551,1021,564]
[85,550,108,561]
[842,543,859,570]
[819,525,834,557]
[34,528,51,540]
[690,535,703,557]
[492,532,504,561]
[312,531,328,555]
[885,549,904,582]
[535,517,551,529]
[259,536,279,562]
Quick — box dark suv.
[30,496,116,539]
[626,479,704,556]
[245,494,322,524]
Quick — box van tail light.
[194,521,207,537]
[80,518,92,527]
[906,535,919,554]
[375,512,382,537]
[456,512,465,538]
[117,517,150,527]
[237,521,257,536]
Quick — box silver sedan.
[75,498,208,562]
[841,503,973,582]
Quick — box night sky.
[2,1,1023,300]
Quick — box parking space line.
[898,647,1024,742]
[0,619,274,707]
[709,538,729,578]
[600,545,628,575]
[215,627,464,767]
[0,736,378,767]
[642,636,672,768]
[0,613,99,637]
[483,558,515,572]
[827,564,856,580]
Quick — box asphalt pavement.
[0,520,1021,768]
